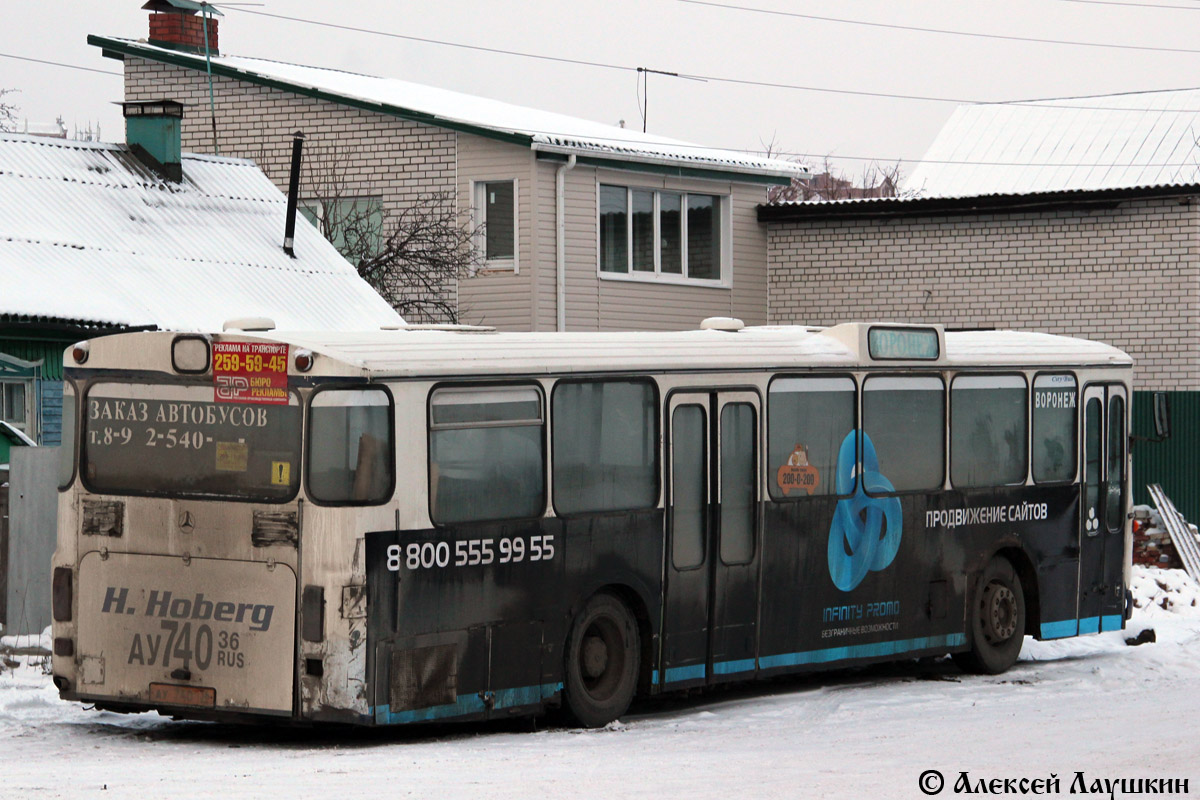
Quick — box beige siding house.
[90,10,802,331]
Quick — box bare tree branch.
[0,89,19,133]
[767,153,908,203]
[293,142,484,324]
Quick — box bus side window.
[950,375,1027,489]
[308,388,394,505]
[767,376,855,500]
[1031,374,1077,483]
[551,379,657,515]
[861,376,945,493]
[429,385,544,524]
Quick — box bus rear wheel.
[954,557,1025,675]
[563,592,640,728]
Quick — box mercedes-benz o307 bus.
[50,321,1133,727]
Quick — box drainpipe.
[555,154,577,332]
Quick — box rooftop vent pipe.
[283,131,305,258]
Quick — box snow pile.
[0,624,52,653]
[1130,566,1199,616]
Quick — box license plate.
[149,682,216,707]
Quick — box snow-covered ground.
[2,566,1198,800]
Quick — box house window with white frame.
[299,196,383,265]
[599,185,724,282]
[474,180,517,270]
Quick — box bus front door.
[661,391,762,688]
[1079,385,1127,633]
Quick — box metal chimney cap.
[222,317,277,332]
[120,100,185,119]
[142,0,224,16]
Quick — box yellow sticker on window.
[215,441,249,472]
[271,461,291,486]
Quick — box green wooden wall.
[1132,390,1200,522]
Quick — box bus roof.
[250,324,1132,378]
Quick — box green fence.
[1132,390,1200,523]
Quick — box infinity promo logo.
[827,431,902,592]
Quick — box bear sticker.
[776,443,820,496]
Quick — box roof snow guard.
[89,35,805,184]
[0,133,402,332]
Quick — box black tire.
[563,592,640,728]
[953,557,1026,675]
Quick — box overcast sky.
[4,0,1200,181]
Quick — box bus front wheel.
[563,592,640,727]
[954,557,1025,675]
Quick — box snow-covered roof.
[93,325,1125,379]
[906,89,1200,199]
[89,36,805,182]
[0,133,403,332]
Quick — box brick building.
[90,4,803,330]
[761,91,1200,517]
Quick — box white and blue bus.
[51,320,1134,726]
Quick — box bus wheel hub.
[582,635,609,679]
[984,583,1017,641]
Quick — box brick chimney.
[143,0,220,55]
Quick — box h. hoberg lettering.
[101,586,274,631]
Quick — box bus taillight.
[294,349,314,372]
[52,567,73,622]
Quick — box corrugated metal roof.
[906,89,1200,198]
[91,36,805,181]
[0,133,403,332]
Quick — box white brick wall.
[766,197,1200,390]
[125,57,458,322]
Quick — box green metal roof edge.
[91,35,795,184]
[573,155,790,185]
[146,37,213,57]
[756,183,1200,222]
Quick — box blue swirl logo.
[828,431,903,592]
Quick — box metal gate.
[5,447,57,636]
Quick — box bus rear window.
[82,382,301,501]
[307,388,393,505]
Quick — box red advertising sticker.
[212,342,289,404]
